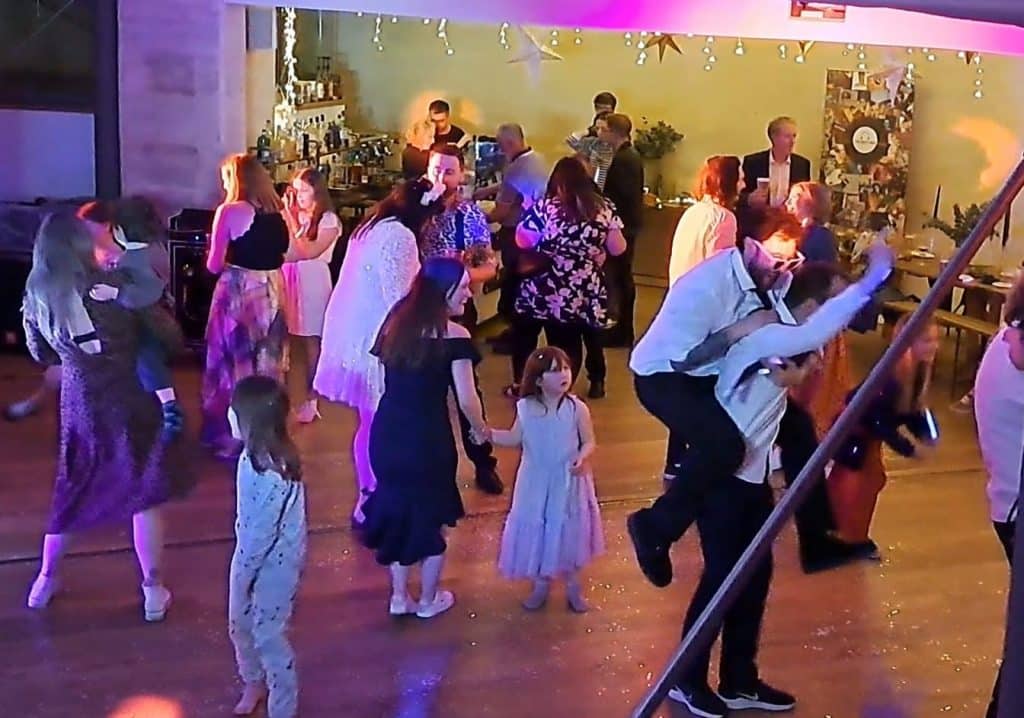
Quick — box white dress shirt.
[629,239,791,378]
[716,279,877,484]
[769,153,792,208]
[668,197,738,285]
[974,327,1024,522]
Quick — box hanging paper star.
[647,33,682,62]
[508,26,563,83]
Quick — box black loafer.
[627,511,673,588]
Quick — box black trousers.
[634,372,745,544]
[582,325,606,383]
[776,399,838,550]
[454,365,497,474]
[511,317,588,385]
[604,245,636,344]
[496,227,521,322]
[636,373,835,553]
[988,519,1016,718]
[679,477,774,690]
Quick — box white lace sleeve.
[377,222,421,308]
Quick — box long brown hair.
[221,153,283,213]
[546,156,602,224]
[292,168,332,240]
[23,213,100,346]
[694,155,741,209]
[373,257,466,368]
[230,376,302,481]
[891,313,937,414]
[354,177,436,240]
[519,346,575,413]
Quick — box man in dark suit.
[599,112,644,348]
[738,116,812,239]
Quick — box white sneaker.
[416,589,455,619]
[27,573,59,609]
[142,584,172,622]
[389,594,416,616]
[295,398,321,424]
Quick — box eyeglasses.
[770,252,805,274]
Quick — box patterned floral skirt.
[201,266,288,445]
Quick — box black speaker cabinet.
[0,252,30,352]
[168,231,216,349]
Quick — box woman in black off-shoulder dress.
[359,257,488,620]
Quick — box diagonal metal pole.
[631,157,1024,718]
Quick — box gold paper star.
[647,33,682,62]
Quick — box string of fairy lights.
[279,11,990,101]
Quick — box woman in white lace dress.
[314,178,438,522]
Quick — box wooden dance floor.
[0,287,1009,717]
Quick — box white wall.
[0,110,95,202]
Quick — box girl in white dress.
[313,178,438,523]
[280,169,342,423]
[489,347,604,613]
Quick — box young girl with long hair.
[23,212,186,620]
[202,154,290,459]
[280,168,342,423]
[226,376,306,718]
[314,178,435,523]
[828,314,940,546]
[491,347,603,613]
[359,257,486,619]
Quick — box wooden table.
[893,255,1011,324]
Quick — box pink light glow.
[234,0,1024,57]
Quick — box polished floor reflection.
[0,288,1007,718]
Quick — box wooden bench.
[882,299,998,396]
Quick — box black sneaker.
[475,467,504,495]
[667,684,727,718]
[719,681,796,712]
[800,534,877,574]
[3,398,40,422]
[626,511,672,588]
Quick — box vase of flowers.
[633,119,684,198]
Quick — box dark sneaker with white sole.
[667,684,727,718]
[719,681,796,712]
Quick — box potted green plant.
[924,202,1006,269]
[924,202,1004,248]
[633,119,684,198]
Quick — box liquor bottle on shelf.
[256,121,273,167]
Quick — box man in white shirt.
[669,253,893,718]
[973,280,1024,718]
[627,210,893,588]
[738,117,812,238]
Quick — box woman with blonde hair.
[827,314,940,546]
[785,180,850,438]
[402,118,434,180]
[22,212,186,619]
[667,155,742,284]
[202,153,291,459]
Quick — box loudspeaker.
[0,253,30,352]
[168,224,216,349]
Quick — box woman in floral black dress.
[21,213,187,621]
[509,157,627,395]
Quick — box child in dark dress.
[85,198,184,438]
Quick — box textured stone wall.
[118,0,247,211]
